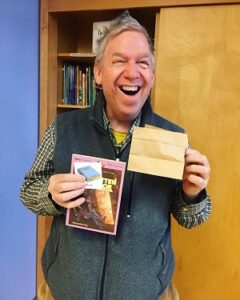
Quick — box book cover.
[66,154,126,235]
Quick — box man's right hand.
[48,174,86,209]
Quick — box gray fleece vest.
[42,93,184,300]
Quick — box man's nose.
[124,62,140,79]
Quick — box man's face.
[94,30,154,129]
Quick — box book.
[62,63,96,107]
[92,21,111,54]
[77,165,101,182]
[66,154,126,235]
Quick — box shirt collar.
[102,107,141,156]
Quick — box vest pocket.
[157,242,169,287]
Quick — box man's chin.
[120,108,141,122]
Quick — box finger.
[184,164,210,180]
[185,148,198,157]
[54,188,86,204]
[183,173,208,190]
[52,181,87,194]
[185,149,209,167]
[185,154,206,166]
[51,173,86,183]
[64,197,86,209]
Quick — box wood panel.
[38,0,56,292]
[153,5,240,299]
[39,0,49,138]
[48,0,240,12]
[38,0,49,290]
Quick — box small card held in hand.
[127,126,188,179]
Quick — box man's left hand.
[182,148,211,200]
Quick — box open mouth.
[119,85,140,96]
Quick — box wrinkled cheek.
[149,73,154,88]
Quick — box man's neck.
[108,119,130,132]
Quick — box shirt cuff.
[179,187,210,215]
[181,188,208,205]
[39,181,63,215]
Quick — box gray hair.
[94,11,154,67]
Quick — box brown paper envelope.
[127,126,188,179]
[140,125,187,146]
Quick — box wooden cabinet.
[39,1,240,299]
[154,4,240,299]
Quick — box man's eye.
[112,60,125,65]
[138,61,150,69]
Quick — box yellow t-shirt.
[112,129,127,144]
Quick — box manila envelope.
[127,126,188,179]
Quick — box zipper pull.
[127,172,135,218]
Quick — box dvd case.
[66,154,126,235]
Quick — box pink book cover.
[66,154,126,235]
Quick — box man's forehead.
[105,31,150,52]
[111,51,152,59]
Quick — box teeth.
[121,86,139,92]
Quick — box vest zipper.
[127,172,135,218]
[99,235,109,300]
[116,156,134,218]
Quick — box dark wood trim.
[48,0,240,12]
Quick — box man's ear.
[93,64,102,85]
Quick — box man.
[20,11,211,300]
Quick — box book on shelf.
[66,154,126,235]
[92,21,111,54]
[62,63,96,107]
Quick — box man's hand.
[182,148,210,200]
[48,174,87,209]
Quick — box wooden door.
[153,5,240,299]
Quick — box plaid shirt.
[102,108,141,157]
[20,109,211,228]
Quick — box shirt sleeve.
[171,183,212,229]
[20,121,62,216]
